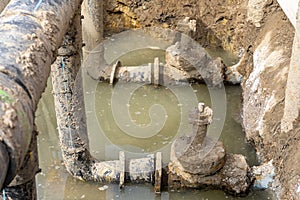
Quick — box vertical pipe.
[82,0,104,57]
[81,0,105,80]
[51,5,120,182]
[51,7,94,180]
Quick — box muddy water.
[88,83,258,166]
[35,81,275,200]
[35,49,275,199]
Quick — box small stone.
[251,160,276,189]
[219,154,251,194]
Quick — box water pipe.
[0,0,82,190]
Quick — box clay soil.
[243,5,299,200]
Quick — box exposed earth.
[97,0,299,199]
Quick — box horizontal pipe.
[0,0,81,189]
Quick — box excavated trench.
[92,0,299,199]
[35,48,275,199]
[33,0,300,199]
[0,0,299,199]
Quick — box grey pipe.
[82,0,103,57]
[0,0,81,189]
[51,7,121,183]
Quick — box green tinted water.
[35,49,274,199]
[35,80,275,200]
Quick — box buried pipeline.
[0,0,163,199]
[0,0,260,199]
[0,0,82,198]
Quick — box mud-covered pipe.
[82,0,103,57]
[0,142,9,189]
[4,128,39,200]
[0,0,81,189]
[51,8,120,182]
